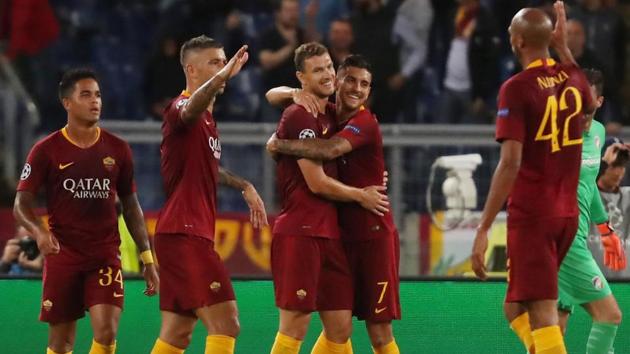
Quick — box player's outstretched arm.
[472,140,522,280]
[297,159,389,216]
[120,193,159,296]
[218,167,268,229]
[266,87,320,117]
[551,1,577,66]
[13,191,59,256]
[180,45,249,124]
[267,133,352,161]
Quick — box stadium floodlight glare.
[427,154,482,230]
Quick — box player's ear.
[296,70,305,86]
[61,97,71,111]
[597,96,604,108]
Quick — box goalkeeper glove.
[597,223,627,271]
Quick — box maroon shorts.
[505,216,578,303]
[344,232,401,322]
[40,259,124,324]
[271,234,353,312]
[155,233,235,317]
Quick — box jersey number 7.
[535,86,584,153]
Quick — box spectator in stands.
[259,0,305,94]
[351,0,404,122]
[571,0,626,123]
[435,0,500,124]
[590,139,630,278]
[0,226,43,275]
[392,0,433,122]
[300,0,349,42]
[258,0,305,121]
[143,35,186,120]
[326,18,354,69]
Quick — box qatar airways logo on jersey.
[209,137,221,160]
[63,178,111,199]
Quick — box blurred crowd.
[1,0,629,131]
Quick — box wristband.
[139,250,154,265]
[597,223,613,237]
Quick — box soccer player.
[470,6,597,354]
[150,36,268,354]
[266,55,401,354]
[267,43,389,354]
[13,68,159,354]
[556,68,626,354]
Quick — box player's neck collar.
[61,126,101,149]
[181,90,192,97]
[526,58,556,70]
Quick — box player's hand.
[471,227,489,280]
[219,45,249,81]
[602,143,627,165]
[359,185,389,216]
[291,89,320,117]
[143,263,159,296]
[35,231,60,256]
[266,133,279,154]
[551,1,568,52]
[598,223,627,271]
[242,184,269,229]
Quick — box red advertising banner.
[0,209,273,276]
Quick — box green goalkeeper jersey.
[577,120,608,238]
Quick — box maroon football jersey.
[273,103,340,239]
[336,108,396,241]
[156,91,221,240]
[495,59,595,221]
[17,127,135,265]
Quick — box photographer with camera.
[0,226,43,275]
[589,137,630,279]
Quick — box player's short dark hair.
[338,54,372,74]
[583,68,604,96]
[294,42,329,72]
[180,35,223,65]
[58,68,98,101]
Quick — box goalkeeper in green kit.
[557,68,627,354]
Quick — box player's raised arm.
[297,159,389,216]
[267,133,352,161]
[550,1,577,66]
[180,45,249,124]
[218,167,268,229]
[472,140,522,280]
[13,191,59,256]
[119,193,159,296]
[266,86,320,116]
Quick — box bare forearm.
[122,206,151,252]
[478,162,519,230]
[181,74,227,122]
[312,177,362,203]
[218,167,252,191]
[555,46,577,66]
[266,86,297,107]
[275,138,337,160]
[13,195,47,238]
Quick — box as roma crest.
[103,156,116,171]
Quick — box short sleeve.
[16,143,49,194]
[163,97,188,133]
[495,79,526,143]
[336,111,377,149]
[277,105,319,140]
[117,143,136,197]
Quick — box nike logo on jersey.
[374,307,387,314]
[113,292,124,298]
[58,162,74,170]
[322,126,329,135]
[205,120,211,126]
